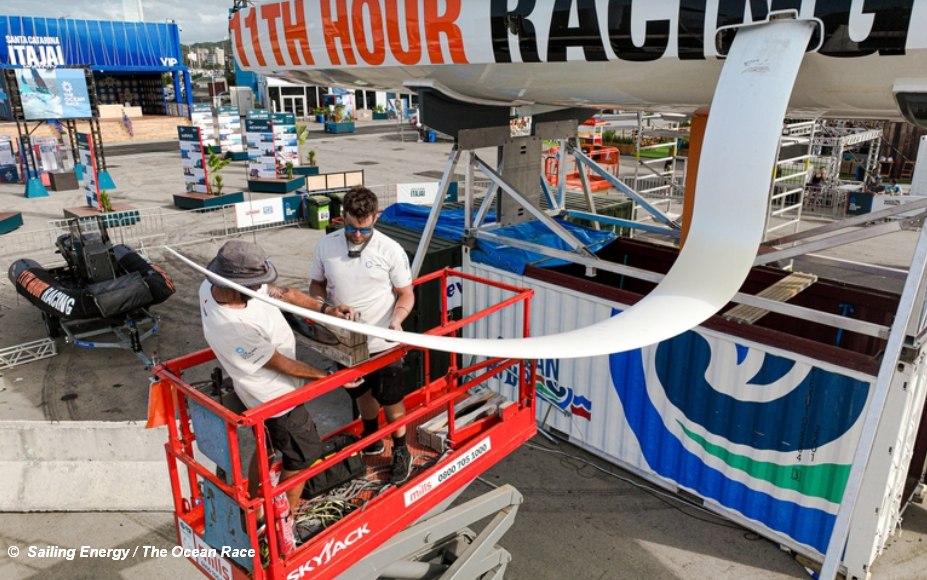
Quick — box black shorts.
[344,358,405,406]
[265,404,323,471]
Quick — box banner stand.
[97,170,116,190]
[25,176,49,198]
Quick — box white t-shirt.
[310,229,412,354]
[199,280,300,414]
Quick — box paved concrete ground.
[1,120,926,578]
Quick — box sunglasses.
[345,225,373,235]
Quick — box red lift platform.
[150,268,537,580]
[544,145,620,193]
[577,117,607,149]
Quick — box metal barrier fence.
[0,179,462,274]
[620,174,684,199]
[0,203,305,274]
[2,175,587,279]
[802,183,852,220]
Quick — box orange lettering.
[260,3,286,66]
[283,0,314,65]
[17,271,50,298]
[321,0,356,65]
[423,0,467,64]
[353,0,385,65]
[245,8,267,67]
[385,0,421,65]
[229,12,249,68]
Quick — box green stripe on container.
[679,421,849,504]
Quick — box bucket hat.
[207,240,277,287]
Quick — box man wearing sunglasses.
[310,187,416,485]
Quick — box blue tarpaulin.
[379,203,617,274]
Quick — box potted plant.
[293,147,320,176]
[207,147,232,196]
[313,107,326,123]
[94,189,141,226]
[325,105,355,134]
[373,103,388,120]
[99,189,114,212]
[294,124,318,176]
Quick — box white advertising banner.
[233,197,284,228]
[870,194,927,217]
[397,182,442,205]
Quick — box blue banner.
[0,16,184,72]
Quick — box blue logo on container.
[609,321,870,553]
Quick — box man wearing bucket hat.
[199,240,351,534]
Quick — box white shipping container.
[463,254,927,579]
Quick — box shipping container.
[461,237,927,579]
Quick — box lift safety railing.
[150,268,537,580]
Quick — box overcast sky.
[3,0,236,44]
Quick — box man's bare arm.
[263,350,328,380]
[390,284,415,330]
[270,283,353,318]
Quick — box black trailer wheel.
[42,312,61,338]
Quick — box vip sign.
[6,35,65,68]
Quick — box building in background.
[0,14,193,117]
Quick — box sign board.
[178,125,209,194]
[20,136,62,174]
[217,106,243,154]
[0,16,184,71]
[396,181,458,205]
[233,197,284,228]
[18,68,91,120]
[245,112,275,179]
[272,112,299,173]
[870,194,927,217]
[76,132,100,209]
[191,103,217,150]
[0,136,15,165]
[0,136,15,182]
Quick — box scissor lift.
[150,268,537,580]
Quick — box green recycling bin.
[305,195,331,230]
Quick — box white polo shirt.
[310,229,412,354]
[199,280,300,413]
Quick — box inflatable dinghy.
[8,225,174,328]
